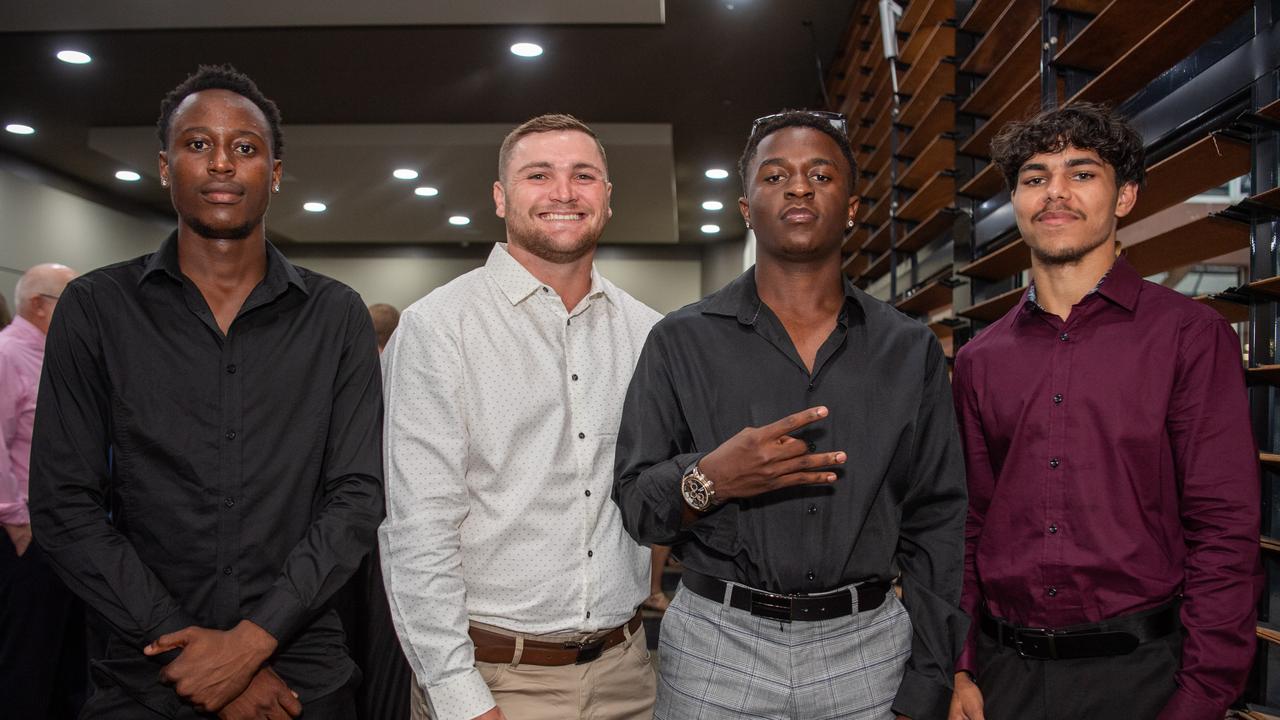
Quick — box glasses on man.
[751,110,848,138]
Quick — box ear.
[158,150,169,187]
[493,180,506,219]
[738,196,750,227]
[605,180,613,219]
[271,158,283,194]
[1113,181,1139,219]
[846,194,861,227]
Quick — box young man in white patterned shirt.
[380,114,660,720]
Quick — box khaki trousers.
[412,624,656,720]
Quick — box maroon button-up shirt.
[952,257,1261,718]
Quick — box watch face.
[682,473,712,511]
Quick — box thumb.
[144,628,192,655]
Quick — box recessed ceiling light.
[303,202,327,213]
[702,200,724,211]
[414,186,439,197]
[705,168,729,179]
[448,215,471,226]
[56,50,91,64]
[701,224,721,234]
[115,170,141,182]
[4,123,35,135]
[393,168,419,180]
[510,42,543,58]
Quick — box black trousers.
[976,618,1182,720]
[0,534,88,720]
[333,546,413,720]
[78,674,358,719]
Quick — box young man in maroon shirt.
[949,103,1261,720]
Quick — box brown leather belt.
[469,611,643,666]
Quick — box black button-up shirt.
[613,268,967,718]
[29,232,385,715]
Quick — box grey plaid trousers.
[654,581,912,720]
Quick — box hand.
[218,667,301,720]
[144,620,279,712]
[949,671,985,720]
[4,523,31,557]
[698,406,843,502]
[472,707,508,720]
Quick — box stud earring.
[160,178,167,187]
[846,219,854,228]
[273,184,280,193]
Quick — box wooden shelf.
[1194,294,1250,323]
[958,237,1030,281]
[1260,98,1280,122]
[1262,535,1280,553]
[900,62,954,129]
[1124,214,1249,277]
[928,318,958,339]
[1247,365,1280,387]
[901,96,956,157]
[1250,186,1280,212]
[864,194,892,228]
[960,0,1014,34]
[896,277,954,316]
[1258,623,1280,645]
[899,136,955,191]
[1068,0,1251,106]
[843,250,870,278]
[961,2,1040,75]
[863,102,894,154]
[1120,134,1251,227]
[865,166,892,205]
[841,225,869,254]
[1248,275,1280,299]
[896,207,960,253]
[1050,0,1110,12]
[863,220,904,254]
[900,21,955,74]
[900,0,953,36]
[959,162,1005,199]
[960,21,1039,117]
[900,31,955,100]
[861,249,893,282]
[959,76,1039,158]
[1054,0,1168,74]
[898,172,955,222]
[1261,452,1280,470]
[958,286,1024,322]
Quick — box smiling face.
[158,88,282,241]
[739,126,858,261]
[1011,144,1138,266]
[492,130,612,264]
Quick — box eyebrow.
[514,160,606,175]
[1019,157,1103,174]
[757,157,837,169]
[177,126,267,141]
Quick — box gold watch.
[681,463,718,511]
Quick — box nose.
[1044,172,1069,202]
[784,174,814,199]
[550,174,576,203]
[208,144,234,174]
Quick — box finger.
[772,471,838,488]
[280,690,302,716]
[759,406,828,439]
[144,629,191,655]
[772,451,846,477]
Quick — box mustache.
[1034,205,1085,221]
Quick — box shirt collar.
[485,242,613,307]
[1022,255,1140,316]
[701,266,865,325]
[2,314,46,352]
[139,230,309,296]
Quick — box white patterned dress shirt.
[379,242,660,720]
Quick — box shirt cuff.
[428,667,497,720]
[244,585,305,646]
[0,501,29,526]
[891,667,951,720]
[1155,686,1227,720]
[144,606,200,666]
[956,642,978,677]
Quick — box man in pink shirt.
[0,262,81,718]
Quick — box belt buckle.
[565,639,605,664]
[1013,628,1057,660]
[750,590,794,624]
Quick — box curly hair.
[990,103,1144,191]
[156,64,284,159]
[498,114,607,182]
[738,110,857,195]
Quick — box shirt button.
[807,382,815,391]
[1053,393,1063,404]
[584,489,591,497]
[225,430,236,441]
[1047,587,1058,597]
[226,364,237,374]
[223,566,233,576]
[578,432,586,439]
[1049,457,1060,469]
[1048,524,1058,534]
[586,611,591,619]
[807,441,817,453]
[571,374,579,381]
[587,550,594,558]
[1059,332,1069,342]
[807,504,818,515]
[806,570,816,581]
[542,287,549,293]
[224,497,235,508]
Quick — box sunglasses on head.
[751,110,848,137]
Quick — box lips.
[1035,208,1082,224]
[781,206,817,223]
[537,211,586,222]
[200,183,245,204]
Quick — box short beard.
[506,211,600,264]
[1029,230,1111,267]
[184,216,258,241]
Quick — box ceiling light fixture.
[702,200,724,211]
[705,168,729,179]
[115,170,141,182]
[414,186,439,197]
[510,42,544,58]
[56,50,92,64]
[4,123,35,135]
[303,202,327,213]
[448,215,471,226]
[393,168,419,180]
[701,224,721,234]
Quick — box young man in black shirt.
[29,65,384,719]
[613,110,967,719]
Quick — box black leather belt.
[680,568,888,624]
[980,601,1180,660]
